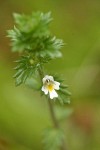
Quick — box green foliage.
[58,85,71,105]
[8,11,64,87]
[7,12,63,58]
[13,55,39,86]
[43,128,65,150]
[52,75,71,104]
[8,11,71,150]
[8,11,71,103]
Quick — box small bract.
[42,75,60,99]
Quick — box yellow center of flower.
[47,84,54,92]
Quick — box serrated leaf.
[13,68,24,78]
[43,128,65,150]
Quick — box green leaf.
[43,128,65,150]
[58,91,71,104]
[13,55,38,86]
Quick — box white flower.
[42,75,60,99]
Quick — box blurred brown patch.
[71,105,94,135]
[0,137,10,150]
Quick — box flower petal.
[48,76,54,81]
[42,86,48,95]
[42,75,54,84]
[42,75,48,84]
[54,81,60,90]
[49,90,58,99]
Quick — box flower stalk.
[48,99,67,150]
[47,97,59,128]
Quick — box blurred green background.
[0,0,100,150]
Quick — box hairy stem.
[38,65,67,150]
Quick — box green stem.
[48,97,59,128]
[38,65,67,150]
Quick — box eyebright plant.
[7,11,71,150]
